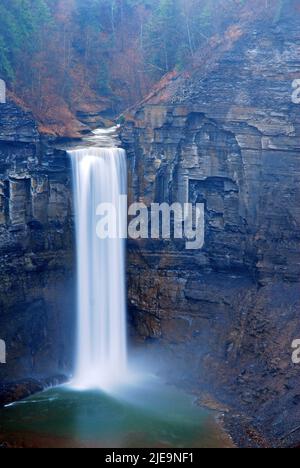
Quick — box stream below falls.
[0,378,233,448]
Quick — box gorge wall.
[0,102,75,384]
[122,10,300,447]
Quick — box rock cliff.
[122,7,300,447]
[0,102,75,383]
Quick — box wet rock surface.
[0,101,75,384]
[123,9,300,448]
[0,375,67,408]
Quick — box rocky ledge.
[0,375,67,408]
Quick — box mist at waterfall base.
[0,130,232,448]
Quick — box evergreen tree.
[145,0,184,76]
[0,0,50,81]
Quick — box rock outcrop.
[0,375,67,408]
[0,101,75,383]
[122,5,300,447]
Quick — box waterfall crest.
[69,144,127,390]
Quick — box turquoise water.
[0,380,231,448]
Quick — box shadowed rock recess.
[122,11,300,447]
[0,102,75,385]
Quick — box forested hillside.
[0,0,285,135]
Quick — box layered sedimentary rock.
[0,102,75,383]
[123,8,300,447]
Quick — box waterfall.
[69,140,128,390]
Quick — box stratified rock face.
[0,102,75,383]
[123,10,300,446]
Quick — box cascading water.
[69,130,128,390]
